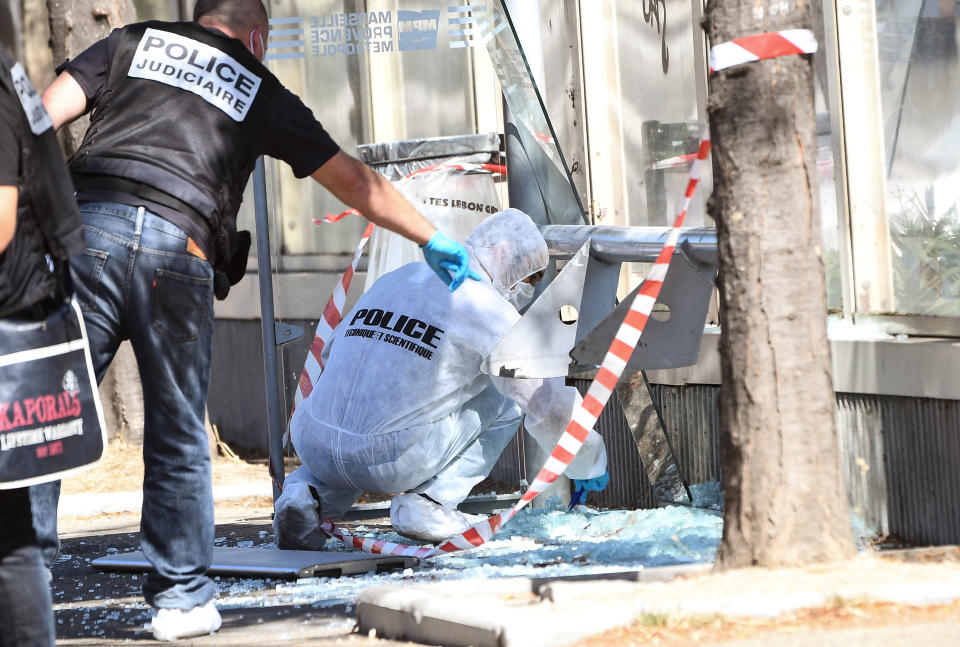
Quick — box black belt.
[72,175,208,227]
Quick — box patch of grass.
[636,612,670,627]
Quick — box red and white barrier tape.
[283,220,374,448]
[647,152,698,172]
[406,162,505,178]
[709,29,817,73]
[315,208,361,224]
[284,162,503,447]
[320,131,713,559]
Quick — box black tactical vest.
[0,47,85,318]
[68,21,275,297]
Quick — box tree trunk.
[0,2,19,58]
[46,0,134,151]
[21,0,55,92]
[705,0,856,568]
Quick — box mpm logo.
[397,10,440,51]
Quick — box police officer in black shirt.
[40,0,479,641]
[0,42,87,647]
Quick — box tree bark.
[705,0,856,568]
[46,0,134,151]
[21,0,55,92]
[0,2,19,58]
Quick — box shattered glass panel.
[219,500,724,609]
[486,0,587,225]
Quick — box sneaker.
[390,493,485,544]
[150,600,222,642]
[273,481,327,550]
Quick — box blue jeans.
[71,202,216,609]
[29,481,59,569]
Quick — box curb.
[356,564,709,647]
[356,558,960,647]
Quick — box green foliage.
[888,188,960,316]
[636,612,670,627]
[822,246,843,314]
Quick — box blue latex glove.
[421,231,482,291]
[568,471,610,509]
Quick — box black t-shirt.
[0,89,20,187]
[0,106,36,542]
[61,23,341,256]
[0,89,58,315]
[63,26,339,177]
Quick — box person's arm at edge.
[310,150,435,245]
[491,374,608,480]
[0,186,16,252]
[40,71,88,131]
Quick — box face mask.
[249,30,266,60]
[505,281,536,311]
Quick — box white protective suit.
[282,209,607,541]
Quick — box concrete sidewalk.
[52,451,960,647]
[51,499,960,647]
[58,483,273,517]
[356,551,960,647]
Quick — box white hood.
[465,208,548,297]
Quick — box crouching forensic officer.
[0,43,95,647]
[40,0,478,641]
[276,210,609,547]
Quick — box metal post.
[503,0,548,225]
[252,156,285,503]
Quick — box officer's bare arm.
[41,72,88,131]
[0,186,17,253]
[310,151,436,246]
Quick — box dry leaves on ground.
[577,598,960,646]
[60,437,271,496]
